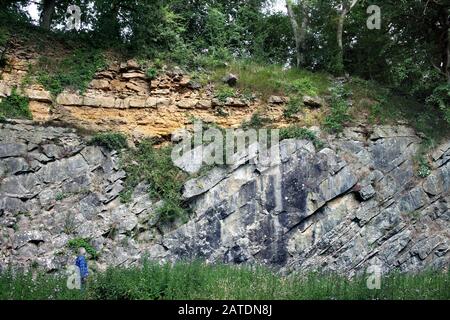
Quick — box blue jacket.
[75,255,89,278]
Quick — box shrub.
[215,86,235,102]
[120,140,188,226]
[284,96,302,119]
[280,126,324,149]
[417,156,431,178]
[426,83,450,125]
[89,132,128,151]
[242,112,270,129]
[0,27,8,68]
[0,88,32,120]
[33,49,107,96]
[0,27,9,47]
[55,192,68,201]
[323,85,352,133]
[68,238,99,260]
[146,67,158,80]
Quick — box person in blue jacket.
[75,247,89,290]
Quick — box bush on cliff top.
[32,48,107,96]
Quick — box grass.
[215,85,236,102]
[209,60,331,100]
[0,88,32,120]
[280,126,324,149]
[120,139,189,226]
[30,48,107,96]
[88,132,128,151]
[0,262,448,300]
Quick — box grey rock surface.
[146,125,449,276]
[0,122,449,276]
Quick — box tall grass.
[1,262,448,300]
[210,60,331,100]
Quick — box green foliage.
[0,27,9,47]
[33,49,106,96]
[323,85,352,133]
[285,78,318,96]
[146,67,159,80]
[67,238,99,260]
[210,61,330,100]
[284,96,302,119]
[427,84,450,125]
[0,88,32,120]
[120,140,188,226]
[89,132,128,151]
[417,156,432,179]
[0,26,9,67]
[215,86,235,102]
[55,192,68,201]
[1,263,448,300]
[280,126,324,149]
[242,112,270,129]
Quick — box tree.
[286,0,309,67]
[433,1,449,82]
[40,0,57,30]
[335,0,358,74]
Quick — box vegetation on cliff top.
[29,49,107,97]
[1,0,449,136]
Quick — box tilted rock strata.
[146,125,449,276]
[0,122,448,275]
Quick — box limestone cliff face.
[147,125,450,275]
[0,121,449,275]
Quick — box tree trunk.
[286,0,302,68]
[336,0,358,74]
[440,7,449,82]
[286,0,308,68]
[40,0,57,30]
[337,8,347,52]
[299,7,309,58]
